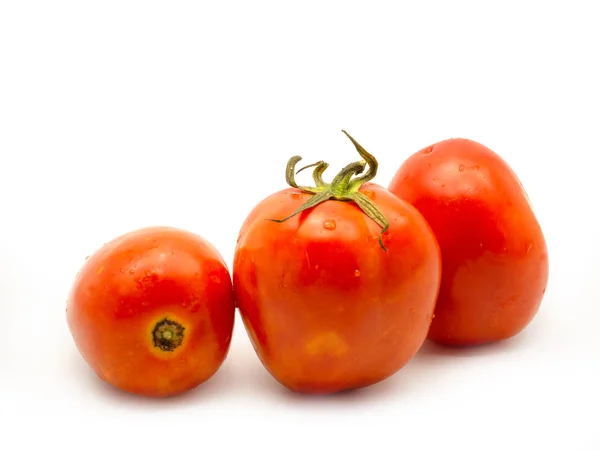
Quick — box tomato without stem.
[233,131,441,394]
[66,226,235,397]
[388,138,549,346]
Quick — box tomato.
[66,226,235,397]
[388,138,549,346]
[233,131,441,394]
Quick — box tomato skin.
[66,226,235,397]
[388,138,549,346]
[233,183,441,394]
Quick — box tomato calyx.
[267,130,390,251]
[152,318,185,352]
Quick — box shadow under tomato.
[416,333,527,359]
[276,374,406,405]
[415,312,545,360]
[271,321,543,404]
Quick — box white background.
[1,1,598,448]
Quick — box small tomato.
[66,226,235,397]
[233,131,441,394]
[388,138,549,346]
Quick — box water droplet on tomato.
[526,243,533,253]
[191,303,201,313]
[128,269,135,275]
[458,164,465,172]
[323,220,336,230]
[291,192,301,199]
[422,146,434,154]
[410,308,415,313]
[354,269,361,277]
[210,274,221,284]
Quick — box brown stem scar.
[152,318,185,351]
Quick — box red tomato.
[388,138,549,346]
[66,226,235,397]
[233,131,441,394]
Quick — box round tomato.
[66,226,235,397]
[233,131,441,394]
[388,138,549,346]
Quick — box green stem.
[284,156,319,193]
[268,130,390,251]
[296,160,330,187]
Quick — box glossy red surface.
[233,184,441,394]
[389,138,549,346]
[66,226,235,397]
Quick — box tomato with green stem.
[233,131,441,394]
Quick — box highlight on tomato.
[233,130,442,394]
[66,226,235,397]
[388,138,549,346]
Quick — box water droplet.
[323,220,336,230]
[458,164,465,172]
[314,264,319,270]
[410,308,415,313]
[474,165,480,171]
[210,274,221,283]
[354,269,360,277]
[441,184,446,188]
[422,146,434,154]
[141,301,149,307]
[526,244,533,253]
[191,303,201,313]
[291,192,301,199]
[128,269,135,275]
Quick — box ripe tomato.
[388,138,549,346]
[233,131,441,394]
[66,226,235,397]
